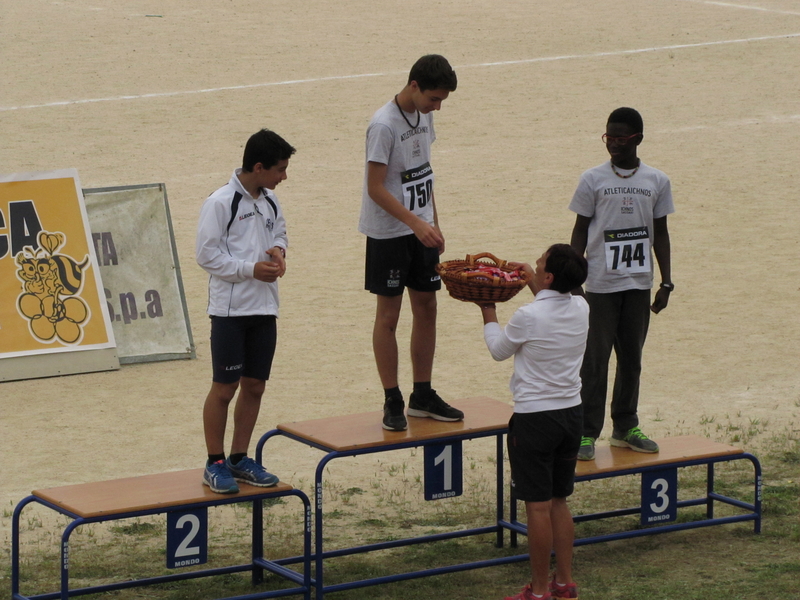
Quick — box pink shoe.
[549,577,579,599]
[504,583,552,600]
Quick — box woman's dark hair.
[545,244,588,293]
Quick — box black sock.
[413,381,432,395]
[384,386,401,400]
[208,453,225,465]
[229,453,247,466]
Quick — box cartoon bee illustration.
[15,231,91,344]
[15,253,48,296]
[48,253,90,295]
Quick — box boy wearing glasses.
[196,129,295,493]
[569,107,675,461]
[359,54,461,431]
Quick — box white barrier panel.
[0,170,119,381]
[83,184,195,364]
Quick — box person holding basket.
[477,244,589,600]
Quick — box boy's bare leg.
[408,289,437,382]
[373,294,403,389]
[230,376,266,456]
[203,381,239,456]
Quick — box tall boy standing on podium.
[479,244,589,600]
[196,129,295,494]
[570,107,675,461]
[359,54,462,431]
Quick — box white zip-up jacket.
[196,169,288,317]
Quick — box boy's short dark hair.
[242,129,296,172]
[607,107,644,134]
[408,54,458,92]
[545,244,588,293]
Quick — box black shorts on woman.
[507,405,582,503]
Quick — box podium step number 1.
[424,441,463,500]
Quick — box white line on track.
[0,73,387,113]
[661,113,800,132]
[678,0,800,17]
[462,32,800,68]
[2,32,799,113]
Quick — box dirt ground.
[1,0,799,547]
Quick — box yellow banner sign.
[0,170,116,363]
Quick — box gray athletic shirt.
[358,99,437,239]
[569,161,675,293]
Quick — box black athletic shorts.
[507,405,582,503]
[364,234,441,296]
[210,315,277,384]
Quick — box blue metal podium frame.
[255,397,527,599]
[11,476,312,600]
[503,435,762,547]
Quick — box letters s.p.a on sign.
[0,170,118,381]
[83,184,195,364]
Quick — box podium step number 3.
[641,468,678,524]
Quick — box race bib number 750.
[401,162,434,212]
[604,226,651,274]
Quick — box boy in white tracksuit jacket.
[195,129,295,494]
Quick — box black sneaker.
[407,390,464,422]
[610,427,659,453]
[382,396,407,431]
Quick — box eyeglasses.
[602,133,641,145]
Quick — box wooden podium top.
[33,469,293,518]
[277,396,513,452]
[576,435,744,476]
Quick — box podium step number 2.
[166,507,208,568]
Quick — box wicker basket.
[436,252,531,303]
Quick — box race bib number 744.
[604,226,651,274]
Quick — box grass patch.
[110,519,161,537]
[4,420,799,600]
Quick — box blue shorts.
[364,234,441,296]
[507,405,582,502]
[209,315,277,384]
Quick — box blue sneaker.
[226,456,279,487]
[203,459,239,494]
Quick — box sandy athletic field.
[1,0,799,552]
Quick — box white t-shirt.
[483,290,589,414]
[569,161,675,293]
[358,99,437,239]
